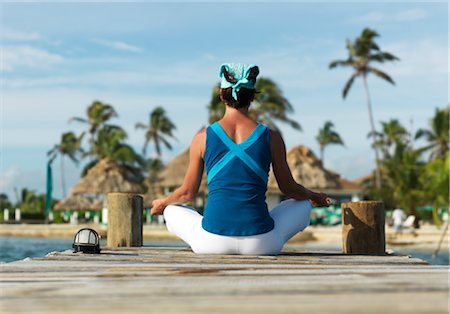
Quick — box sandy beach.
[1,223,447,249]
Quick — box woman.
[151,63,330,255]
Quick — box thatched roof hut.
[267,145,363,195]
[91,199,104,210]
[71,158,145,194]
[353,171,379,189]
[156,145,363,207]
[156,148,208,193]
[157,145,362,193]
[54,194,100,211]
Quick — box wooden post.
[15,208,21,222]
[107,193,143,247]
[3,208,9,222]
[341,201,385,255]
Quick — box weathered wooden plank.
[0,247,448,314]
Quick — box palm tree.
[0,193,13,210]
[47,132,84,198]
[329,28,399,188]
[382,142,425,227]
[207,78,302,132]
[316,121,345,164]
[415,106,449,160]
[146,158,165,182]
[368,119,408,158]
[15,188,46,216]
[420,152,449,226]
[208,85,224,124]
[81,125,144,178]
[70,100,117,155]
[135,107,177,158]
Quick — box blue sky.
[0,2,448,201]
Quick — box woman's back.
[202,118,274,236]
[153,63,329,255]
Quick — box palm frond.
[342,73,358,98]
[69,117,88,124]
[370,52,400,63]
[135,122,148,130]
[367,66,395,85]
[66,153,79,165]
[329,59,352,69]
[159,136,173,150]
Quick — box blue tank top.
[202,121,275,236]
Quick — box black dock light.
[73,228,101,254]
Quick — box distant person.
[392,207,406,238]
[151,63,330,255]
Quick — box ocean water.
[0,236,448,265]
[0,236,187,263]
[388,246,449,266]
[296,242,450,266]
[0,236,75,262]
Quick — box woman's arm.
[270,130,329,207]
[151,129,206,215]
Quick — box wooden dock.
[0,247,448,314]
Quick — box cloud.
[3,68,214,89]
[349,11,385,23]
[381,39,448,78]
[1,45,64,72]
[395,8,428,21]
[0,28,41,41]
[348,8,429,24]
[1,87,208,146]
[0,166,43,201]
[90,38,143,53]
[2,51,219,89]
[0,161,82,201]
[0,167,21,193]
[325,151,375,180]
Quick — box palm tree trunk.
[320,146,324,165]
[89,131,95,161]
[363,75,382,189]
[61,155,66,198]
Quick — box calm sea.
[0,236,448,265]
[0,236,187,263]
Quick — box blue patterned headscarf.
[219,63,259,100]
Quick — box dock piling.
[106,193,143,247]
[341,201,385,254]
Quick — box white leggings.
[163,199,312,255]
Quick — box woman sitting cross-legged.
[151,63,330,255]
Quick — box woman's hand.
[309,192,331,207]
[151,199,167,216]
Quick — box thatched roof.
[72,158,145,194]
[157,148,208,193]
[91,199,105,210]
[157,145,362,195]
[267,145,362,194]
[354,171,377,187]
[338,178,364,191]
[54,194,100,211]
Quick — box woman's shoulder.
[268,128,285,150]
[193,127,207,141]
[268,128,283,141]
[191,127,207,158]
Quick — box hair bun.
[247,66,259,81]
[223,69,238,84]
